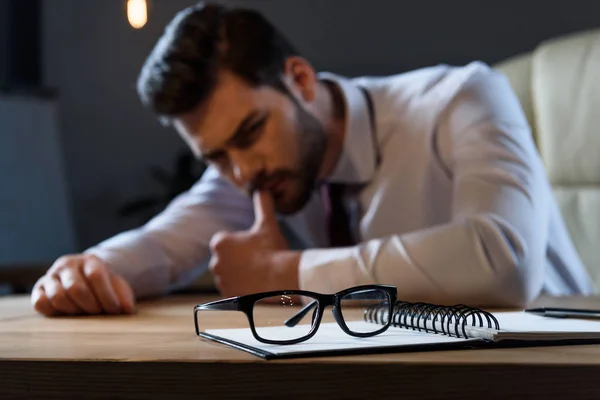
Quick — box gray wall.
[0,95,76,264]
[0,0,8,87]
[42,0,600,250]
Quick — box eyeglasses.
[193,284,397,345]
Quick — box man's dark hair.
[137,1,300,124]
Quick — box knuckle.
[48,257,70,273]
[53,254,79,267]
[84,253,103,264]
[85,266,105,283]
[31,289,46,307]
[49,254,81,273]
[208,256,220,273]
[48,287,69,308]
[65,281,87,299]
[209,231,230,253]
[53,255,73,266]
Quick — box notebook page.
[488,312,600,341]
[203,321,475,356]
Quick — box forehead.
[173,71,271,150]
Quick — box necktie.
[322,183,355,247]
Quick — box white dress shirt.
[87,61,593,307]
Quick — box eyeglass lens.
[251,288,391,342]
[252,295,318,342]
[340,288,391,334]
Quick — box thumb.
[252,190,278,231]
[110,274,136,314]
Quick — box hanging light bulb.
[127,0,148,29]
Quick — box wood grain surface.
[2,294,600,399]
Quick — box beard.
[285,104,328,213]
[255,101,327,215]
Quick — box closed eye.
[234,116,267,149]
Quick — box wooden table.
[2,294,600,399]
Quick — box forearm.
[299,213,545,308]
[86,167,254,299]
[85,226,211,299]
[85,230,173,298]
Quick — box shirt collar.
[317,72,377,184]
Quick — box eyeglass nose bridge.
[331,303,345,329]
[324,296,348,332]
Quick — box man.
[31,2,592,317]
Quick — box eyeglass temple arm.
[194,297,240,312]
[284,300,318,327]
[194,298,241,336]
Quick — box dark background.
[1,0,599,261]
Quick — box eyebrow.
[201,111,261,161]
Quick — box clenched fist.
[31,254,136,317]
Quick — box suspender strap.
[358,86,381,167]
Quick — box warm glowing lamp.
[127,0,148,29]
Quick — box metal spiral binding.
[363,301,500,339]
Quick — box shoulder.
[353,61,523,131]
[354,62,508,110]
[436,62,528,135]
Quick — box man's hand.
[208,190,301,297]
[31,254,136,317]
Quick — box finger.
[47,256,70,274]
[83,259,121,314]
[31,284,57,317]
[252,190,277,230]
[208,254,219,274]
[208,231,231,255]
[44,276,81,315]
[110,274,136,314]
[58,267,102,315]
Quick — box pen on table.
[525,307,600,319]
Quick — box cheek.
[263,116,302,166]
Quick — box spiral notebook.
[199,301,600,360]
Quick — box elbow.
[469,214,544,308]
[490,262,542,308]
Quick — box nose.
[229,150,261,186]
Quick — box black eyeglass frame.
[193,284,397,345]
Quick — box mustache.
[246,170,295,194]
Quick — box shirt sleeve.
[298,67,548,308]
[85,166,254,298]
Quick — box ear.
[282,56,318,102]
